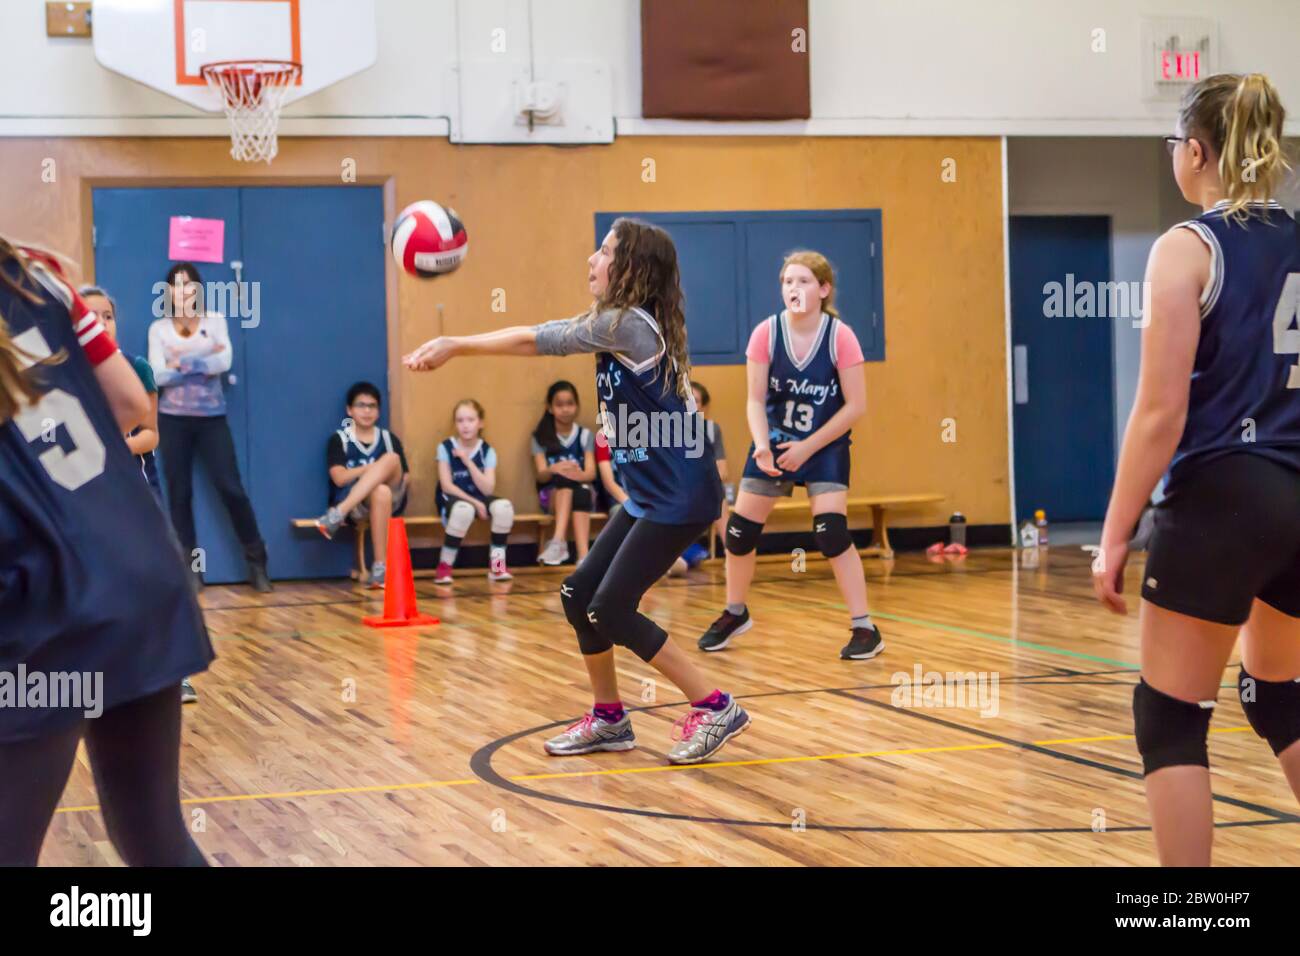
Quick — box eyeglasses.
[1164,135,1192,155]
[351,402,379,410]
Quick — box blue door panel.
[239,187,388,580]
[1010,215,1116,523]
[596,210,884,365]
[93,188,249,583]
[743,217,878,357]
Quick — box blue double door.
[92,186,388,582]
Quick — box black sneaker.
[840,625,885,660]
[248,562,273,593]
[697,608,752,652]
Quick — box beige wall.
[1,134,1010,533]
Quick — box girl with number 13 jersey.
[698,250,883,661]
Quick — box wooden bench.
[293,492,943,576]
[709,493,946,560]
[291,512,608,578]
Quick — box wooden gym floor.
[40,547,1300,866]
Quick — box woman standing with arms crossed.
[404,218,751,764]
[149,262,271,591]
[1093,73,1300,865]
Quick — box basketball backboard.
[93,0,378,112]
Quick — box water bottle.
[1034,509,1049,547]
[948,511,967,547]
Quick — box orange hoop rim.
[199,59,302,82]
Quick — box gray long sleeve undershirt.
[534,308,663,366]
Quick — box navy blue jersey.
[743,311,852,486]
[436,437,494,515]
[595,307,722,525]
[124,355,162,500]
[0,261,212,742]
[1167,200,1300,489]
[326,427,406,506]
[536,425,591,471]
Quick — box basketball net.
[201,60,301,164]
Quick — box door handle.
[1013,345,1028,404]
[226,260,244,386]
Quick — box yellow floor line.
[53,725,1254,815]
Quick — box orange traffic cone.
[363,517,440,628]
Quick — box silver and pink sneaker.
[667,697,750,764]
[543,712,636,756]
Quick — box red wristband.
[75,311,117,367]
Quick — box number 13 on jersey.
[782,400,814,432]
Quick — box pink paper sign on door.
[168,216,225,264]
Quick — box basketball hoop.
[200,60,301,164]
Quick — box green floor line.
[753,582,1140,669]
[869,609,1140,668]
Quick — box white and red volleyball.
[392,200,468,278]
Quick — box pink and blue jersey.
[742,311,864,486]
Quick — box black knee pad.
[586,595,667,663]
[1133,678,1215,775]
[813,512,853,559]
[724,513,764,556]
[560,575,607,655]
[1239,667,1300,757]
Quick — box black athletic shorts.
[1142,452,1300,625]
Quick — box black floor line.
[828,687,1300,823]
[468,669,1299,835]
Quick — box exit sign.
[1142,17,1216,101]
[1159,49,1202,83]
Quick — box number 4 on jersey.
[1275,272,1300,389]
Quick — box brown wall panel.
[642,0,810,119]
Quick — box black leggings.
[560,507,708,662]
[159,413,267,567]
[0,685,207,867]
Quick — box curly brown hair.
[596,217,692,401]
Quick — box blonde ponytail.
[1180,72,1291,221]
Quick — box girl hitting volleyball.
[434,398,515,583]
[698,251,881,660]
[405,218,750,764]
[1093,73,1300,865]
[532,380,597,566]
[0,240,212,866]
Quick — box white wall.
[4,0,1300,137]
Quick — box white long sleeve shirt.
[147,314,233,417]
